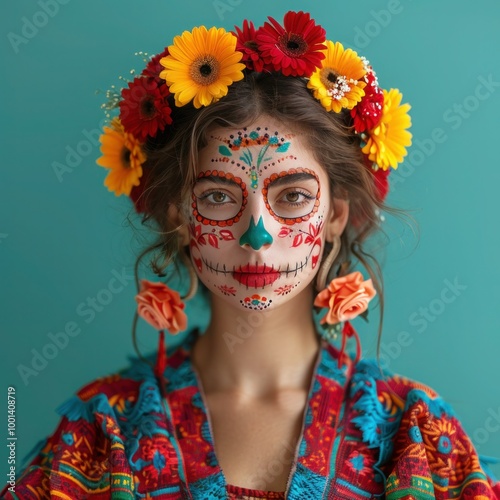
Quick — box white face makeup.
[187,117,334,311]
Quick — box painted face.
[187,118,333,311]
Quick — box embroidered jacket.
[1,328,499,499]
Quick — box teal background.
[1,0,499,479]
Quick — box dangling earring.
[152,252,198,382]
[314,271,377,367]
[134,278,189,390]
[316,234,341,292]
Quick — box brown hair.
[131,71,405,356]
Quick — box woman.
[2,11,499,500]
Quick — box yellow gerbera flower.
[96,118,146,196]
[362,88,412,170]
[307,40,367,113]
[160,26,246,109]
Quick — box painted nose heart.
[239,216,273,250]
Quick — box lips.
[232,264,281,287]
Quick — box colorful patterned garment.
[2,328,499,499]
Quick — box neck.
[191,286,321,398]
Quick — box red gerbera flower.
[142,47,169,82]
[233,20,265,72]
[129,163,151,213]
[372,165,390,202]
[351,71,384,133]
[119,76,172,142]
[256,11,326,77]
[361,153,390,203]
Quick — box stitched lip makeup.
[232,264,281,287]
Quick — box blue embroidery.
[437,435,452,454]
[153,449,166,473]
[56,393,114,423]
[350,453,365,471]
[409,425,423,443]
[62,433,74,446]
[189,475,227,499]
[287,463,326,499]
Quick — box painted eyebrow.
[194,176,239,187]
[268,173,318,188]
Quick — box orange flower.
[314,271,376,324]
[135,280,187,333]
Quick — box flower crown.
[97,11,412,213]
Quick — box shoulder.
[348,358,500,498]
[349,357,450,417]
[58,328,197,425]
[0,340,193,499]
[33,352,164,459]
[56,335,193,432]
[27,355,155,444]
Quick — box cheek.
[188,221,238,273]
[276,212,326,270]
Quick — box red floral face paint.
[277,219,324,269]
[274,283,298,296]
[217,284,237,296]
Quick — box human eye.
[193,184,243,222]
[198,190,235,208]
[263,170,320,222]
[276,188,315,208]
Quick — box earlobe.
[324,198,350,243]
[178,224,190,247]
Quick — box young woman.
[2,11,499,500]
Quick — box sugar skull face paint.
[211,127,296,191]
[188,118,335,311]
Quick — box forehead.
[197,118,328,182]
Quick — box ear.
[324,198,349,243]
[167,204,190,247]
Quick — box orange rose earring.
[134,264,196,392]
[314,236,377,367]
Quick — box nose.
[239,215,273,250]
